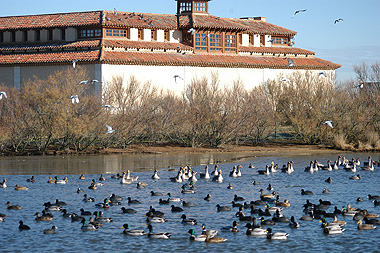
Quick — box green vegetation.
[0,63,379,155]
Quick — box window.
[209,33,222,52]
[238,33,242,45]
[61,29,66,40]
[0,32,3,43]
[260,35,265,46]
[138,29,143,40]
[164,30,170,41]
[23,30,28,42]
[180,2,192,13]
[225,34,236,52]
[11,31,15,42]
[36,30,40,42]
[195,33,207,51]
[272,37,288,45]
[249,34,254,45]
[194,2,206,12]
[151,30,156,41]
[80,29,102,38]
[183,31,192,43]
[48,29,53,41]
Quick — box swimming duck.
[259,189,275,200]
[83,194,95,202]
[221,221,238,233]
[121,224,145,236]
[349,174,361,180]
[357,219,376,230]
[99,174,105,181]
[146,216,167,223]
[204,194,211,201]
[361,209,379,219]
[199,166,210,180]
[187,229,207,241]
[147,224,171,239]
[54,176,68,184]
[18,220,30,231]
[181,185,195,194]
[6,201,22,210]
[93,211,113,223]
[79,174,85,180]
[216,204,231,212]
[95,198,110,208]
[181,214,197,225]
[128,197,141,204]
[278,199,291,208]
[171,205,184,213]
[43,226,57,234]
[0,179,7,188]
[301,189,313,195]
[167,193,182,202]
[332,216,347,226]
[202,224,218,238]
[289,216,300,228]
[323,225,345,235]
[182,201,196,207]
[35,212,53,221]
[266,227,289,240]
[205,235,227,243]
[121,207,137,214]
[26,176,35,183]
[151,169,160,180]
[322,188,330,194]
[265,204,282,213]
[81,220,98,231]
[258,165,270,175]
[150,191,164,196]
[227,183,233,189]
[211,169,223,183]
[14,184,28,191]
[325,177,332,183]
[77,187,84,194]
[245,223,267,236]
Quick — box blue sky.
[1,0,380,82]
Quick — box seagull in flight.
[70,95,79,104]
[102,104,112,108]
[187,28,196,35]
[334,18,344,24]
[354,82,364,89]
[319,71,327,79]
[105,124,115,134]
[322,121,333,128]
[78,80,88,85]
[0,91,7,100]
[292,9,307,18]
[287,58,295,67]
[174,75,184,84]
[72,59,78,69]
[268,38,275,43]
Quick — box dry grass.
[333,133,354,150]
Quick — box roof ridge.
[0,10,102,19]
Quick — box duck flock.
[1,154,380,251]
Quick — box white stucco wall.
[130,28,138,41]
[265,35,271,47]
[157,30,165,42]
[253,34,260,47]
[242,34,249,47]
[143,29,151,42]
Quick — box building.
[0,0,340,94]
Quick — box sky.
[1,0,380,82]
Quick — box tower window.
[180,2,192,13]
[194,2,206,12]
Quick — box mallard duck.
[357,219,376,230]
[121,207,137,214]
[95,198,110,208]
[99,174,105,181]
[361,210,379,219]
[151,170,160,180]
[35,212,53,221]
[323,226,345,234]
[0,179,7,188]
[167,193,182,202]
[146,216,167,223]
[54,176,68,184]
[147,224,171,239]
[266,228,289,240]
[265,204,282,213]
[171,205,183,213]
[121,224,145,235]
[289,216,300,228]
[181,214,197,225]
[43,226,57,234]
[181,185,195,194]
[221,221,238,232]
[332,216,347,226]
[14,184,28,191]
[79,174,85,180]
[278,199,290,208]
[81,220,98,231]
[127,197,141,204]
[83,194,95,202]
[26,176,35,183]
[187,229,207,241]
[202,224,218,237]
[245,223,267,236]
[18,220,30,230]
[259,189,275,200]
[6,201,22,210]
[47,177,55,184]
[205,235,227,243]
[216,204,231,212]
[93,211,113,223]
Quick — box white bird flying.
[334,18,344,24]
[105,124,115,134]
[292,9,307,18]
[319,71,327,79]
[287,58,295,67]
[354,82,364,89]
[268,38,275,43]
[187,28,196,35]
[72,59,78,69]
[78,80,88,85]
[114,8,117,16]
[0,91,7,100]
[174,75,184,84]
[91,80,99,85]
[322,121,333,128]
[70,95,79,104]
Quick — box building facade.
[0,0,340,94]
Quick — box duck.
[278,199,291,208]
[349,174,361,180]
[6,201,22,210]
[151,169,160,180]
[181,185,195,194]
[95,198,110,208]
[80,220,98,231]
[14,184,28,191]
[234,194,245,202]
[258,165,270,175]
[221,221,239,233]
[26,176,35,183]
[205,235,227,243]
[83,194,95,202]
[323,226,345,235]
[35,212,53,221]
[43,226,57,234]
[181,214,197,225]
[182,201,196,207]
[211,169,223,183]
[150,191,164,196]
[361,209,379,219]
[79,174,85,180]
[88,217,103,227]
[227,183,233,189]
[76,187,84,194]
[332,216,347,226]
[99,174,105,181]
[266,227,289,240]
[93,211,113,223]
[216,204,231,212]
[146,216,167,223]
[121,224,145,236]
[167,193,182,202]
[199,166,210,180]
[260,217,275,226]
[121,207,137,214]
[265,204,282,213]
[187,229,207,241]
[322,188,330,194]
[171,205,184,213]
[159,198,170,205]
[0,179,7,188]
[301,189,313,195]
[289,216,300,228]
[201,224,218,238]
[54,176,68,184]
[245,223,267,236]
[357,219,376,230]
[18,220,31,231]
[325,177,332,183]
[88,184,97,190]
[204,194,211,201]
[259,189,275,200]
[147,224,171,239]
[128,197,141,204]
[47,177,55,184]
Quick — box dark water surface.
[0,152,379,252]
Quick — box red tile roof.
[0,50,100,65]
[179,14,249,31]
[239,46,314,55]
[100,51,340,70]
[232,19,297,36]
[0,11,102,31]
[0,40,101,52]
[102,39,193,51]
[102,11,178,30]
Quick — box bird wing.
[0,92,7,99]
[287,59,295,66]
[105,125,113,131]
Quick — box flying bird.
[0,91,7,100]
[72,59,78,69]
[102,104,112,108]
[287,58,295,67]
[70,95,79,104]
[354,82,364,89]
[78,80,88,85]
[292,9,307,18]
[268,38,275,43]
[334,18,344,24]
[319,71,327,79]
[187,28,196,35]
[91,80,99,84]
[105,124,115,134]
[174,75,184,84]
[114,8,117,16]
[322,121,333,128]
[280,78,291,82]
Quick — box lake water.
[0,152,379,252]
